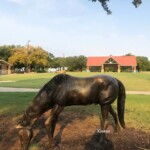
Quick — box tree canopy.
[7,45,51,72]
[136,56,150,71]
[0,45,15,61]
[91,0,142,14]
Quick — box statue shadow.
[31,111,115,150]
[54,119,67,146]
[31,110,88,147]
[84,132,114,150]
[31,116,47,144]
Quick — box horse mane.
[30,74,70,106]
[37,74,70,94]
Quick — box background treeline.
[0,45,87,72]
[0,45,150,72]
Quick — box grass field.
[0,92,149,132]
[0,72,150,91]
[0,73,149,149]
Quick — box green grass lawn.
[0,72,150,90]
[0,92,36,115]
[0,92,149,132]
[124,95,150,131]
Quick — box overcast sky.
[0,0,150,60]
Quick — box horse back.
[51,74,119,106]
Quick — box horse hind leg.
[99,105,109,142]
[109,105,122,132]
[100,105,110,130]
[45,104,64,148]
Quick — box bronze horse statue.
[16,74,126,150]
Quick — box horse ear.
[13,115,22,122]
[15,124,23,129]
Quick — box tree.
[47,52,55,67]
[90,0,142,14]
[8,46,27,69]
[66,56,87,71]
[75,55,87,72]
[125,53,134,56]
[0,45,15,61]
[28,46,49,72]
[50,57,66,69]
[8,45,50,72]
[136,56,150,71]
[65,57,76,71]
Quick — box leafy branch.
[90,0,142,14]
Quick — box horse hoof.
[54,145,60,150]
[50,145,60,150]
[49,143,60,150]
[114,125,122,133]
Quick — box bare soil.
[0,111,150,150]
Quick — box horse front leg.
[51,116,58,138]
[45,104,64,148]
[19,128,33,150]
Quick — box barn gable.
[104,57,118,64]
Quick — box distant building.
[87,55,137,73]
[0,60,12,75]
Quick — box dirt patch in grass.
[0,112,149,150]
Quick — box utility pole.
[26,40,31,73]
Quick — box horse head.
[16,113,33,150]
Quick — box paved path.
[126,91,150,95]
[0,87,150,95]
[0,87,39,92]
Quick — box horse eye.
[21,120,26,125]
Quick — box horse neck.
[20,83,53,127]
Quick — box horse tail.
[117,79,126,128]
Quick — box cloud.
[66,0,85,11]
[7,0,56,11]
[32,0,57,11]
[7,0,25,5]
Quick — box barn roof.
[87,56,137,66]
[0,60,12,65]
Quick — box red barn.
[86,55,137,73]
